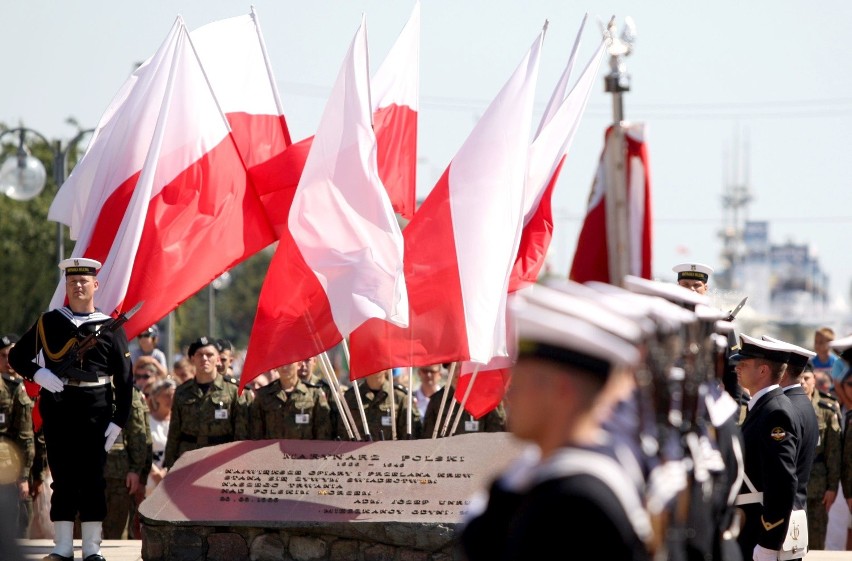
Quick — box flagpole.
[603,17,635,287]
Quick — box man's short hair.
[816,327,836,341]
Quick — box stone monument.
[139,432,526,561]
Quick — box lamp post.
[207,272,232,338]
[0,126,94,281]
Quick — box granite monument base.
[139,432,526,561]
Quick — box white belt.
[61,375,111,387]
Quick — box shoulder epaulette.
[303,380,321,389]
[223,375,239,385]
[393,383,410,394]
[818,397,840,411]
[818,390,839,402]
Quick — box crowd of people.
[2,256,852,561]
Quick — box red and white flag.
[240,16,408,388]
[569,122,653,284]
[371,1,419,220]
[348,29,545,378]
[459,23,606,418]
[48,15,284,336]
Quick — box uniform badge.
[770,427,786,441]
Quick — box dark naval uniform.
[421,386,506,438]
[249,379,333,440]
[103,386,151,539]
[783,384,818,505]
[163,375,248,469]
[460,445,652,561]
[9,307,132,524]
[337,379,421,441]
[806,390,841,549]
[736,388,799,559]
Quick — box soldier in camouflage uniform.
[103,385,151,539]
[1,333,37,537]
[0,362,34,538]
[421,380,506,438]
[249,362,333,440]
[337,369,421,441]
[802,367,842,549]
[163,337,248,470]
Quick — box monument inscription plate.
[140,432,526,526]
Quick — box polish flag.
[251,3,420,224]
[569,122,653,284]
[240,16,408,388]
[348,28,544,379]
[458,22,606,419]
[371,1,419,220]
[48,14,288,336]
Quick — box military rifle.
[54,301,144,382]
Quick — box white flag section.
[524,33,606,222]
[288,16,409,336]
[462,23,604,377]
[371,1,419,111]
[451,30,544,364]
[534,12,588,138]
[47,17,274,337]
[49,18,231,311]
[190,9,291,170]
[370,0,420,219]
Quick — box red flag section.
[48,13,290,337]
[456,24,605,418]
[240,17,409,389]
[569,123,652,284]
[349,30,544,380]
[371,2,420,219]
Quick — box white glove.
[752,545,777,561]
[104,422,122,452]
[34,367,64,393]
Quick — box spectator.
[145,378,175,497]
[170,357,195,386]
[811,327,838,380]
[413,364,444,418]
[131,325,166,369]
[132,356,167,391]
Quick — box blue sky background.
[4,1,851,313]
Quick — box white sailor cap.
[672,262,713,283]
[623,275,709,309]
[58,257,102,276]
[761,335,815,370]
[729,333,791,364]
[509,291,640,379]
[584,280,696,334]
[524,281,644,343]
[829,334,852,363]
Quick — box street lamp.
[208,272,232,337]
[0,126,94,281]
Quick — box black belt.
[63,368,107,383]
[179,433,231,446]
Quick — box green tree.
[0,127,80,334]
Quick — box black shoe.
[42,555,73,561]
[83,555,107,561]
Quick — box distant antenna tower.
[718,126,752,291]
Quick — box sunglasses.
[133,373,152,379]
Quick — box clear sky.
[3,1,852,315]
